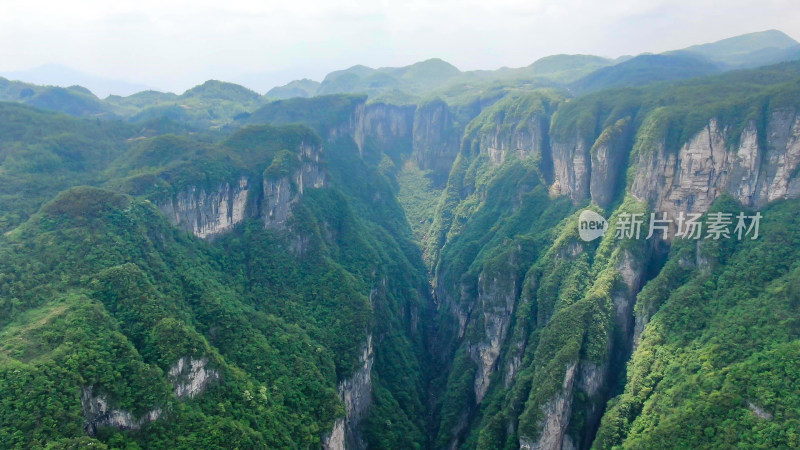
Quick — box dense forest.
[1,29,800,449]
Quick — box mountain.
[423,60,800,449]
[3,32,800,450]
[570,53,722,94]
[516,54,613,83]
[265,79,321,99]
[0,64,153,97]
[675,29,800,67]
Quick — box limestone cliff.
[158,176,250,239]
[81,386,162,437]
[168,357,219,399]
[430,93,800,449]
[322,334,373,450]
[353,102,415,159]
[412,98,461,177]
[630,112,800,218]
[157,142,327,238]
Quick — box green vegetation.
[676,29,799,68]
[595,197,800,449]
[570,54,721,94]
[2,32,800,450]
[395,161,443,244]
[0,97,432,448]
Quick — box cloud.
[0,0,797,93]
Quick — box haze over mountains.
[2,30,798,101]
[2,27,800,449]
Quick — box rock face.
[550,134,592,202]
[431,106,800,449]
[81,356,219,437]
[262,142,327,229]
[476,114,548,166]
[520,363,578,450]
[81,386,162,437]
[158,142,327,238]
[353,102,415,159]
[322,334,374,450]
[412,98,461,176]
[589,118,632,207]
[159,176,250,239]
[630,113,800,218]
[468,264,518,404]
[168,357,219,399]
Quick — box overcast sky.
[1,0,798,94]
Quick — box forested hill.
[1,31,800,450]
[0,98,434,447]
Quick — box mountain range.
[1,29,800,449]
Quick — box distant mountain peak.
[0,64,153,98]
[675,29,800,68]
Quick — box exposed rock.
[469,267,517,404]
[81,386,161,437]
[159,141,327,238]
[520,362,578,450]
[159,176,250,239]
[263,143,327,229]
[747,401,773,420]
[476,114,547,166]
[758,109,800,203]
[613,250,645,344]
[322,419,346,450]
[551,134,591,202]
[590,119,632,207]
[168,357,219,399]
[322,334,373,450]
[412,98,461,177]
[354,102,415,159]
[630,113,800,222]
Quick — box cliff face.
[168,357,219,399]
[81,356,218,436]
[353,102,415,159]
[412,98,462,176]
[158,142,327,239]
[158,176,251,239]
[428,94,800,448]
[550,135,591,201]
[323,334,374,450]
[631,112,800,217]
[82,385,163,437]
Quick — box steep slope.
[0,101,433,448]
[425,61,800,449]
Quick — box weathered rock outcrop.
[159,176,250,239]
[412,98,461,176]
[262,143,327,228]
[158,142,327,238]
[353,102,415,159]
[168,357,219,399]
[520,362,578,450]
[590,118,632,207]
[550,134,592,202]
[81,386,162,437]
[630,112,800,218]
[475,114,548,166]
[468,263,518,404]
[322,334,373,450]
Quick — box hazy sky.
[1,0,799,93]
